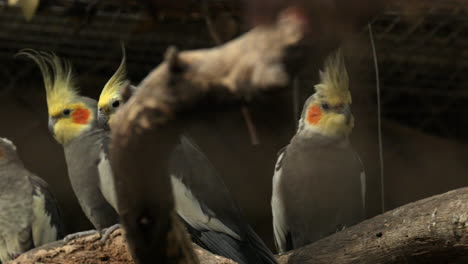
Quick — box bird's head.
[0,137,20,164]
[19,50,96,145]
[298,50,353,138]
[97,48,127,129]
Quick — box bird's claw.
[99,224,121,245]
[63,229,99,243]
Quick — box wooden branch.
[11,188,468,263]
[11,228,235,264]
[278,187,468,264]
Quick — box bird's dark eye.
[321,103,330,110]
[111,100,120,108]
[62,109,71,116]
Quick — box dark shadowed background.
[0,0,467,251]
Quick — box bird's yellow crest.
[18,50,95,144]
[299,49,354,137]
[98,46,127,111]
[17,49,79,117]
[314,49,351,106]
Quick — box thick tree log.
[10,188,468,264]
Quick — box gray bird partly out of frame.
[271,50,366,253]
[0,137,64,263]
[170,136,277,264]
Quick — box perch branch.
[11,188,468,264]
[278,187,468,264]
[11,228,235,264]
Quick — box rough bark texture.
[278,188,468,264]
[10,188,468,264]
[11,228,235,264]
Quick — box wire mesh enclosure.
[1,0,466,139]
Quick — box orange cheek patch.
[307,105,322,125]
[72,107,91,124]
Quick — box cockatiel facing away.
[170,137,277,264]
[271,50,366,253]
[18,50,119,236]
[97,47,136,130]
[0,137,64,262]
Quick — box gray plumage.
[272,136,365,252]
[271,50,366,253]
[62,96,119,230]
[170,136,277,264]
[0,138,64,263]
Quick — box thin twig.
[369,23,385,213]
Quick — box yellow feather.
[98,46,127,110]
[314,49,351,106]
[17,49,79,116]
[315,112,354,136]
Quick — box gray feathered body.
[170,137,277,264]
[0,161,64,262]
[64,128,118,230]
[272,134,365,252]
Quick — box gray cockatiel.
[271,50,366,252]
[170,136,277,264]
[0,137,64,262]
[97,45,136,130]
[19,50,119,237]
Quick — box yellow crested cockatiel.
[97,47,135,130]
[271,50,366,252]
[18,50,119,240]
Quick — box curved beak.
[341,105,352,125]
[48,117,56,136]
[98,109,110,130]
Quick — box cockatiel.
[0,137,64,262]
[18,50,119,238]
[170,136,277,264]
[271,50,366,253]
[97,47,136,130]
[97,60,277,264]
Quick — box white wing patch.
[170,175,240,240]
[0,137,17,151]
[31,187,58,246]
[98,151,118,211]
[271,150,289,253]
[0,236,8,262]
